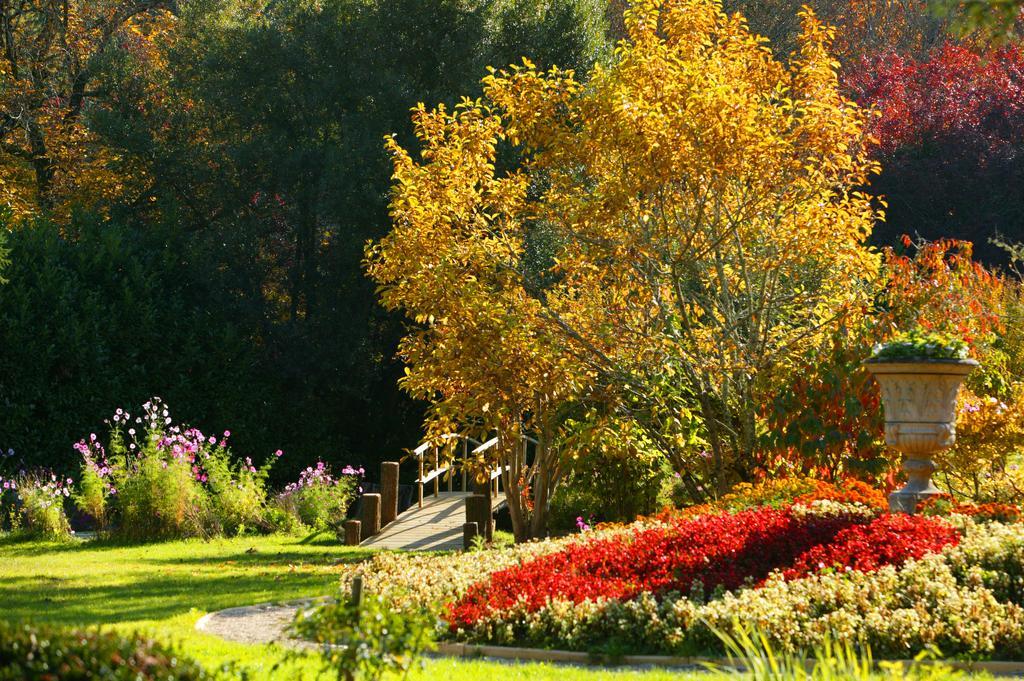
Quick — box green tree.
[0,0,612,475]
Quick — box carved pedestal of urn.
[864,358,978,513]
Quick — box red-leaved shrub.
[847,44,1024,264]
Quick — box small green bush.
[72,463,108,530]
[205,450,271,535]
[116,452,210,541]
[291,589,435,681]
[0,620,210,680]
[549,448,671,530]
[871,328,969,361]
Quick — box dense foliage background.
[2,0,1024,496]
[0,0,610,481]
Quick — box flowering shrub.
[792,479,888,510]
[7,472,73,540]
[880,239,1005,380]
[933,387,1024,504]
[72,397,285,539]
[203,445,273,535]
[115,442,210,541]
[787,499,879,522]
[918,495,1023,523]
[273,461,360,531]
[652,477,887,522]
[714,477,825,510]
[73,440,110,530]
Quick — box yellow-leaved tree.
[368,0,882,538]
[367,101,590,540]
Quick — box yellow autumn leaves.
[368,0,883,500]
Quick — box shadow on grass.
[0,533,130,555]
[145,547,373,568]
[0,533,376,629]
[0,531,363,557]
[0,568,342,628]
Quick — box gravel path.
[194,599,324,646]
[193,600,710,673]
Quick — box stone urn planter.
[864,358,978,513]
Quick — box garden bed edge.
[435,642,1024,674]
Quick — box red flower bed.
[783,514,960,579]
[449,508,856,629]
[447,508,959,630]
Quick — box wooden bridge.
[360,491,506,551]
[342,434,519,551]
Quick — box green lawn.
[0,534,716,680]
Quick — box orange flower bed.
[651,476,887,522]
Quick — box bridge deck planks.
[360,491,505,551]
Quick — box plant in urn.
[865,330,978,513]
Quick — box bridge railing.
[341,432,537,547]
[411,434,515,509]
[411,432,539,509]
[411,434,475,508]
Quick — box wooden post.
[380,461,399,527]
[433,446,440,497]
[360,493,381,540]
[350,573,364,607]
[472,474,492,504]
[466,494,491,543]
[461,439,468,491]
[463,522,479,550]
[343,519,362,546]
[418,454,424,509]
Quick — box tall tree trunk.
[499,426,530,542]
[528,411,559,539]
[27,121,53,211]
